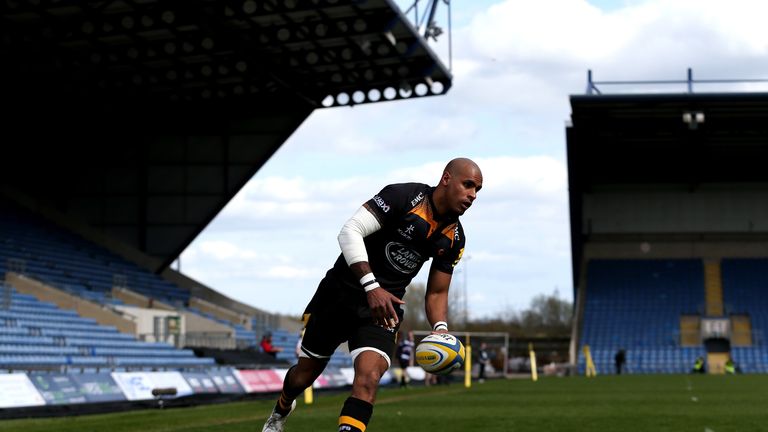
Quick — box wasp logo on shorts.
[386,242,423,274]
[372,195,390,213]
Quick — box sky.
[179,0,768,320]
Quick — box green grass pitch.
[4,374,767,432]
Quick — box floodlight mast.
[400,0,453,70]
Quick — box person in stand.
[614,349,626,375]
[477,342,490,383]
[261,158,483,432]
[395,330,415,388]
[260,333,283,358]
[692,356,706,374]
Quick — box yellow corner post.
[583,344,597,377]
[528,342,538,382]
[465,333,472,388]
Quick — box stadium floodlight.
[383,31,396,46]
[682,111,705,130]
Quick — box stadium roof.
[1,0,452,272]
[567,91,768,285]
[568,93,768,187]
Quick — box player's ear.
[441,171,451,185]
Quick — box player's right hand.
[366,288,404,329]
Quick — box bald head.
[433,158,483,217]
[443,158,481,179]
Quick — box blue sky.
[180,0,768,319]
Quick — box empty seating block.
[0,204,190,306]
[721,259,768,373]
[0,289,213,371]
[579,259,706,374]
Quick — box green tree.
[521,290,572,335]
[465,290,572,338]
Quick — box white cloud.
[195,240,262,261]
[265,266,314,279]
[469,1,620,62]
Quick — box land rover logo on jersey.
[386,242,422,274]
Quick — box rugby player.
[262,158,482,432]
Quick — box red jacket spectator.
[260,334,282,357]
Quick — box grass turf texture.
[4,374,767,432]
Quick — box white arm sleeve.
[338,206,382,266]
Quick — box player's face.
[446,166,483,215]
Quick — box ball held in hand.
[415,333,465,375]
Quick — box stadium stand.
[721,258,768,373]
[0,198,354,372]
[0,201,189,307]
[578,259,707,374]
[578,257,768,374]
[568,76,768,375]
[0,285,213,371]
[0,201,261,348]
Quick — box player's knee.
[353,369,383,396]
[284,361,325,397]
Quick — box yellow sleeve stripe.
[339,415,367,431]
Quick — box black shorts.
[300,271,404,367]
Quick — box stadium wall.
[112,287,176,311]
[584,240,768,260]
[583,188,768,234]
[189,297,249,328]
[181,311,236,349]
[113,305,185,343]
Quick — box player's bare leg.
[262,357,326,432]
[338,350,389,432]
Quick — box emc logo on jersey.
[410,192,424,207]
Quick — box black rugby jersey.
[330,182,465,300]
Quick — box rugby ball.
[415,333,465,375]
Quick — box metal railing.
[586,68,768,95]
